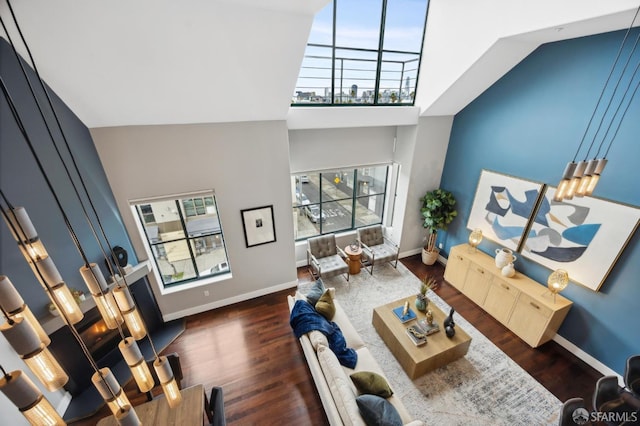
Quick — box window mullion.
[331,0,337,104]
[352,169,357,229]
[175,200,199,277]
[319,172,323,234]
[373,0,387,104]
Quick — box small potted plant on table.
[415,275,437,312]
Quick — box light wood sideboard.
[444,244,572,347]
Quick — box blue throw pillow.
[303,278,325,305]
[356,394,403,426]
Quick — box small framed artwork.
[241,205,276,248]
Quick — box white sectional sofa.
[287,294,424,426]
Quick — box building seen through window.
[132,192,229,287]
[292,165,390,240]
[292,0,430,106]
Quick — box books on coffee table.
[392,305,417,323]
[405,325,427,346]
[417,318,440,335]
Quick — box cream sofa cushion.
[308,330,329,351]
[332,300,366,350]
[317,345,365,426]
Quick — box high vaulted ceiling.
[1,0,639,128]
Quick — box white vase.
[495,248,516,269]
[501,262,515,278]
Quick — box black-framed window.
[132,192,230,288]
[292,165,390,240]
[292,0,430,106]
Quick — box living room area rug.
[320,262,561,425]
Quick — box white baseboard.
[161,280,298,322]
[552,334,623,385]
[398,249,448,265]
[399,248,422,258]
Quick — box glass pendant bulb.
[585,158,607,196]
[119,338,154,393]
[0,275,50,346]
[0,370,66,426]
[93,291,124,330]
[0,317,68,392]
[80,263,123,329]
[114,287,147,340]
[92,367,131,415]
[18,239,48,262]
[11,306,51,346]
[161,378,182,408]
[154,356,182,408]
[575,159,598,197]
[565,160,587,200]
[553,162,577,201]
[122,308,147,340]
[49,283,83,325]
[22,346,69,392]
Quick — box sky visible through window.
[294,0,428,104]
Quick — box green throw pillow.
[350,371,393,398]
[315,289,335,320]
[355,394,403,426]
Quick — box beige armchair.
[307,234,350,282]
[357,225,399,275]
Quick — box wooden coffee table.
[372,296,471,379]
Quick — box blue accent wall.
[439,28,640,375]
[0,39,136,318]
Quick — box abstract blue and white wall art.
[467,170,544,251]
[521,187,640,291]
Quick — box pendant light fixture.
[1,203,84,325]
[0,316,68,392]
[153,356,183,408]
[91,368,135,415]
[79,263,124,330]
[1,0,181,413]
[0,275,50,345]
[554,6,640,201]
[0,367,66,426]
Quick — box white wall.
[417,0,640,115]
[91,121,297,319]
[91,115,454,317]
[396,116,454,254]
[289,126,397,173]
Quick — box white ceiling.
[1,0,639,128]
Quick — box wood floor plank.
[70,254,601,425]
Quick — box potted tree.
[420,189,457,265]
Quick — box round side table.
[344,245,363,275]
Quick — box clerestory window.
[292,0,430,106]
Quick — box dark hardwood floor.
[70,254,602,425]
